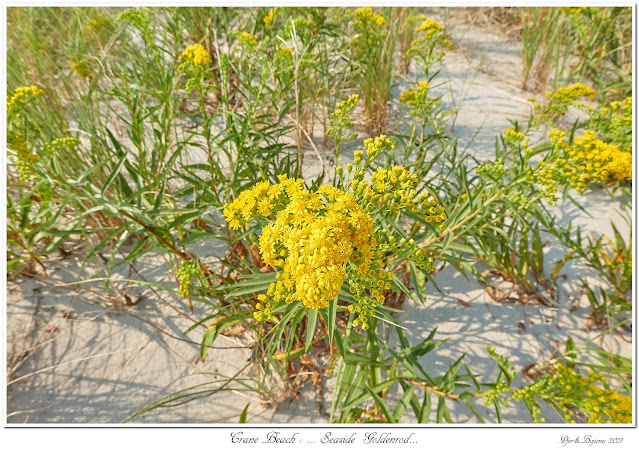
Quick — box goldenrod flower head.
[263,7,279,28]
[399,88,417,104]
[327,94,359,148]
[178,43,211,73]
[548,128,566,144]
[333,94,359,117]
[7,85,44,111]
[535,128,631,199]
[551,83,595,106]
[277,47,294,57]
[8,133,39,180]
[225,136,446,327]
[503,127,524,142]
[355,7,386,27]
[239,31,258,47]
[224,176,379,314]
[604,150,632,181]
[560,6,587,14]
[364,134,394,158]
[416,18,444,38]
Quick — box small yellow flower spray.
[224,136,446,328]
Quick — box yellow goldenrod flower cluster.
[177,265,192,298]
[405,16,453,68]
[415,18,444,39]
[364,134,394,159]
[263,7,279,28]
[398,81,442,118]
[42,136,82,158]
[536,129,632,199]
[528,83,595,125]
[550,364,631,424]
[399,81,429,106]
[502,127,524,142]
[354,7,386,27]
[333,94,359,118]
[224,136,446,327]
[7,86,46,180]
[177,43,212,73]
[502,127,531,153]
[530,83,595,125]
[8,133,39,180]
[560,7,587,14]
[549,82,595,105]
[603,150,632,181]
[224,175,381,319]
[176,259,209,300]
[239,32,258,47]
[7,85,44,111]
[581,96,632,153]
[509,363,631,424]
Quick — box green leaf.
[393,384,415,422]
[305,308,318,353]
[239,403,250,423]
[494,399,503,423]
[201,322,218,362]
[417,391,430,423]
[101,154,128,195]
[463,399,485,423]
[439,354,465,392]
[327,298,337,348]
[343,378,397,410]
[366,386,395,423]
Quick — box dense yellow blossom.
[7,85,44,111]
[8,133,39,180]
[363,134,394,158]
[178,43,211,71]
[399,81,442,118]
[263,7,279,27]
[536,129,631,198]
[224,175,381,316]
[399,81,429,107]
[503,127,524,142]
[529,83,596,125]
[551,364,632,424]
[225,137,446,325]
[239,32,258,47]
[416,18,444,38]
[581,96,632,153]
[560,7,587,14]
[355,7,386,27]
[604,149,632,181]
[550,82,595,103]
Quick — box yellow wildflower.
[178,43,212,72]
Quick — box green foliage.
[6,6,632,425]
